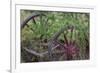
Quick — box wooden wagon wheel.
[21,13,50,62]
[48,25,79,61]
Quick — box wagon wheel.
[48,25,79,61]
[21,13,50,62]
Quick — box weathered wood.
[21,13,40,29]
[23,45,65,58]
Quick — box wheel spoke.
[54,40,66,49]
[63,32,68,45]
[32,18,36,24]
[70,25,74,41]
[26,24,35,32]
